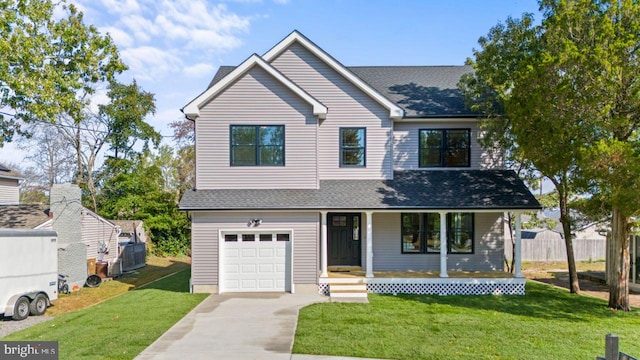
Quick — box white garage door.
[222,232,290,292]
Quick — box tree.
[0,0,125,144]
[462,0,640,310]
[460,12,586,294]
[18,124,75,189]
[95,151,190,256]
[169,119,195,194]
[99,80,159,160]
[540,0,640,311]
[55,80,159,211]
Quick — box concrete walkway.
[136,292,379,360]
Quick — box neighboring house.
[0,163,22,205]
[111,220,147,244]
[179,31,540,296]
[0,185,146,285]
[0,204,120,264]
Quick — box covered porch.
[317,209,529,296]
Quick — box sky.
[0,0,543,167]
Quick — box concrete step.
[328,284,367,291]
[330,296,369,303]
[330,291,368,298]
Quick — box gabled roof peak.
[263,30,405,120]
[182,52,327,120]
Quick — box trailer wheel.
[29,294,48,316]
[13,296,30,320]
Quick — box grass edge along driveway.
[4,269,208,360]
[293,281,640,360]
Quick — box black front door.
[328,213,361,266]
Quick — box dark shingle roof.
[206,65,477,118]
[207,66,236,89]
[0,163,24,179]
[349,66,478,117]
[180,170,540,211]
[0,204,50,229]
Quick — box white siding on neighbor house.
[393,121,504,170]
[196,65,319,190]
[371,212,504,271]
[191,211,318,287]
[0,178,19,204]
[81,211,119,263]
[270,43,393,180]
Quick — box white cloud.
[101,26,135,48]
[120,14,158,43]
[183,63,216,78]
[273,0,290,4]
[99,0,142,15]
[120,46,183,81]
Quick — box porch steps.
[328,281,369,303]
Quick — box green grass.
[4,269,208,360]
[294,282,640,360]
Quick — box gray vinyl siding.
[270,43,393,180]
[0,178,19,204]
[196,65,319,190]
[190,211,318,287]
[372,212,504,271]
[81,211,119,263]
[393,122,504,170]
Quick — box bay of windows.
[230,125,284,166]
[401,213,474,254]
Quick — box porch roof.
[180,170,540,211]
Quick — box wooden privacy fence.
[120,242,146,272]
[505,237,606,262]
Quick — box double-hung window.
[340,127,366,167]
[419,129,470,167]
[230,125,284,166]
[401,213,474,254]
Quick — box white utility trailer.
[0,229,58,320]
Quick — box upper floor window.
[419,129,470,167]
[230,125,284,166]
[401,212,474,254]
[340,127,366,167]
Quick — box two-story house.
[180,31,540,297]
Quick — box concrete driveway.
[136,292,328,360]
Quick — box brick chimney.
[51,184,86,290]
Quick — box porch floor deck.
[326,270,514,279]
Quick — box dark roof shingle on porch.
[180,170,540,211]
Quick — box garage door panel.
[242,263,257,273]
[241,248,257,257]
[223,233,290,292]
[226,248,240,257]
[241,279,257,289]
[259,248,274,257]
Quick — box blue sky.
[1,0,542,165]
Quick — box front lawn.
[294,282,640,360]
[4,269,207,359]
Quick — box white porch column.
[439,211,448,278]
[365,211,374,278]
[320,211,328,278]
[514,211,523,278]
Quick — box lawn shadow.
[380,281,624,322]
[132,267,192,293]
[110,258,191,293]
